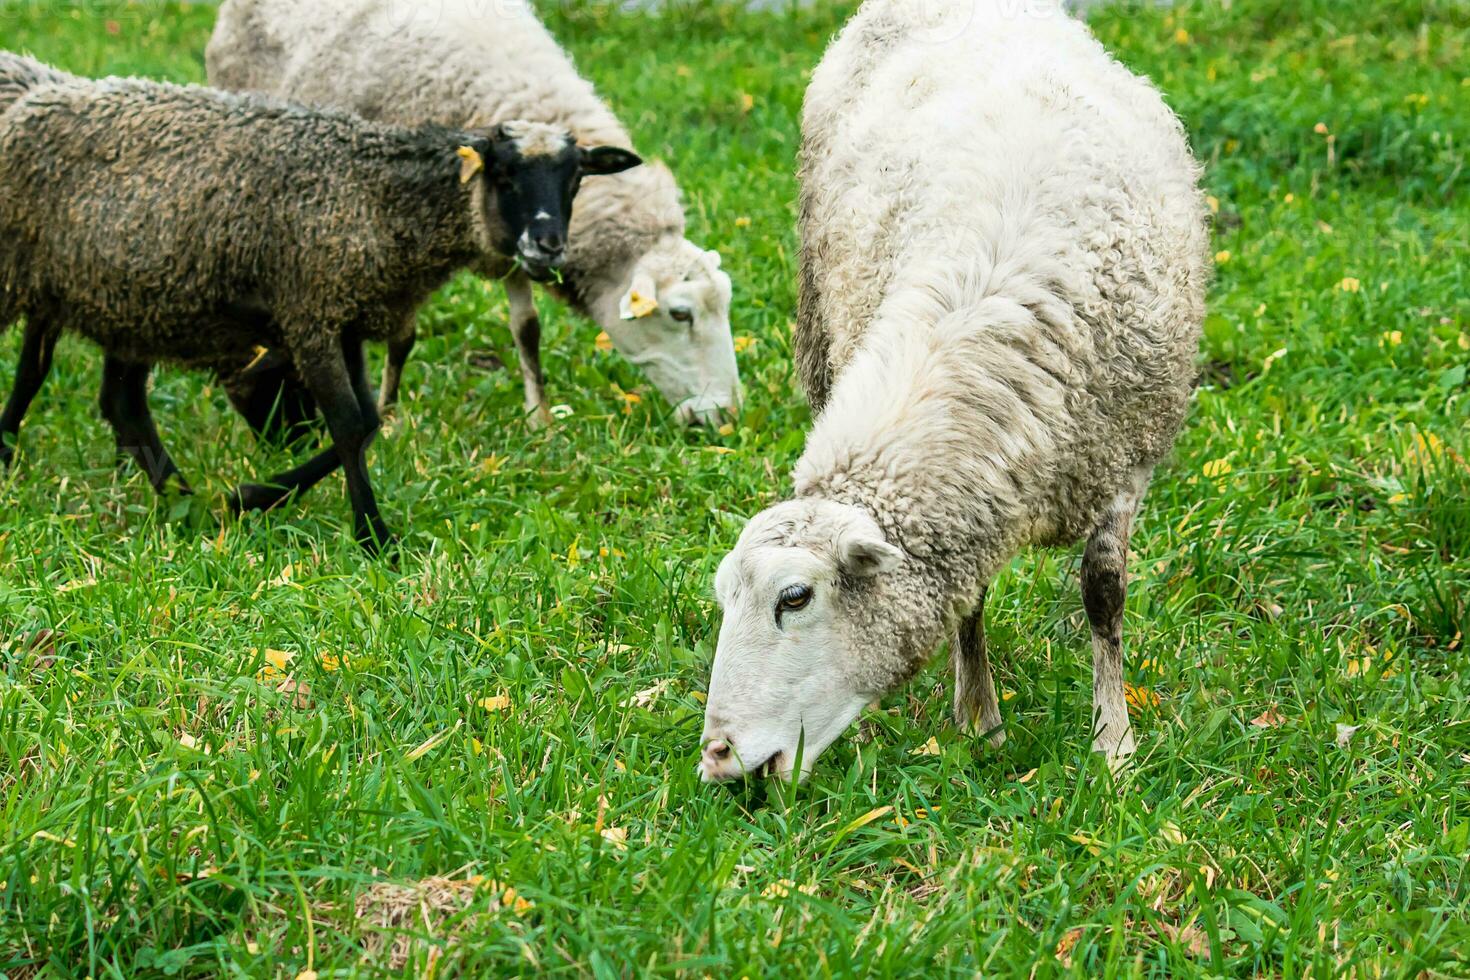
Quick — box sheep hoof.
[525,405,552,431]
[229,482,287,514]
[356,520,398,559]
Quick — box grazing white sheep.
[208,0,742,427]
[700,0,1209,782]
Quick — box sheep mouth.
[754,752,784,779]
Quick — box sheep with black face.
[700,0,1209,782]
[208,0,743,428]
[0,53,638,553]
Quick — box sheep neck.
[792,305,1045,657]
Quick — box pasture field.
[2,0,1468,975]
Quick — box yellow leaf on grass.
[320,652,351,673]
[1160,820,1188,846]
[296,971,318,980]
[717,423,735,437]
[739,92,755,113]
[1214,250,1231,265]
[1251,706,1288,728]
[735,216,752,228]
[1055,927,1085,965]
[477,694,511,713]
[733,335,756,354]
[1202,458,1232,480]
[258,648,294,680]
[1338,277,1362,293]
[1069,832,1106,856]
[567,539,580,568]
[594,331,614,352]
[911,736,942,757]
[600,827,628,849]
[1125,683,1161,716]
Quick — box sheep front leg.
[953,588,1005,746]
[0,319,58,469]
[232,338,392,555]
[505,271,551,428]
[1082,475,1149,767]
[98,356,190,494]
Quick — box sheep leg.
[225,350,320,446]
[1082,475,1149,767]
[98,356,190,494]
[0,319,59,469]
[952,588,1005,746]
[379,325,415,412]
[506,272,551,428]
[232,339,392,554]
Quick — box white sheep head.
[611,239,742,427]
[700,499,907,783]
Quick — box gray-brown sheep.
[0,53,640,553]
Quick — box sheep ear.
[581,146,643,176]
[619,272,660,320]
[837,530,902,578]
[713,551,740,608]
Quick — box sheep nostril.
[706,739,732,762]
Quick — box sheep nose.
[700,738,735,779]
[532,228,565,256]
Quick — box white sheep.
[700,0,1210,782]
[207,0,742,426]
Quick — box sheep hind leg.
[952,588,1005,746]
[378,324,415,413]
[225,350,320,447]
[98,356,190,495]
[1082,470,1151,769]
[506,272,551,429]
[231,338,391,555]
[0,318,59,469]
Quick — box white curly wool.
[701,0,1209,782]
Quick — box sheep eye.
[669,307,694,323]
[775,585,813,625]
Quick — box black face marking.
[476,133,642,283]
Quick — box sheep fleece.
[0,62,485,367]
[788,0,1210,674]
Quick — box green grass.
[2,0,1468,975]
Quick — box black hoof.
[356,521,398,559]
[229,482,287,514]
[152,473,193,497]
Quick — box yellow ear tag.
[627,290,659,319]
[457,145,484,184]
